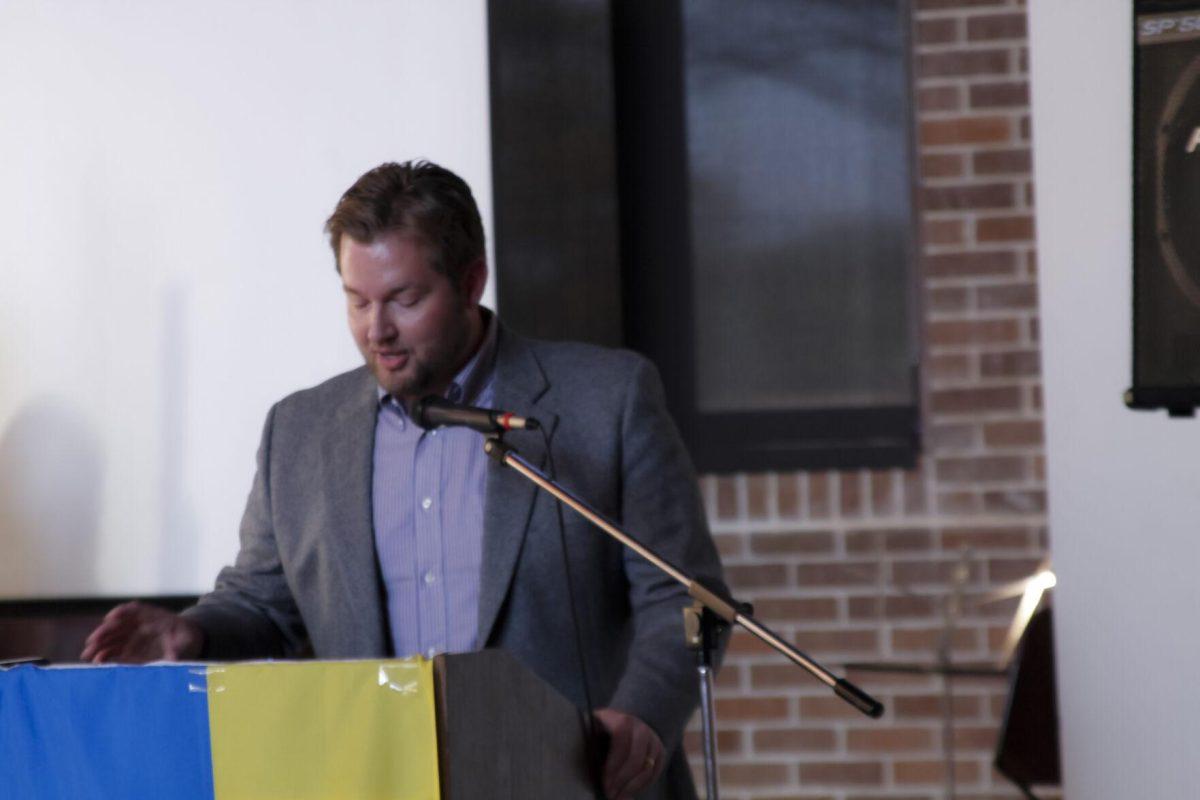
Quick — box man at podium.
[83,160,726,799]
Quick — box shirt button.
[426,647,437,659]
[421,497,432,510]
[430,429,438,437]
[424,571,436,585]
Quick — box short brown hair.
[324,160,485,283]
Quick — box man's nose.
[366,307,395,343]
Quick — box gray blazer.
[184,327,726,798]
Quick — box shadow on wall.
[0,399,103,597]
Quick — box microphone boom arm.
[482,436,884,720]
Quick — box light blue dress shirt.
[371,314,498,659]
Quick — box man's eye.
[396,293,423,309]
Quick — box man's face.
[340,230,485,405]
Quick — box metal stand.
[482,435,886,800]
[684,604,727,800]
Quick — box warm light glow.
[999,568,1056,665]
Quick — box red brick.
[753,596,839,622]
[892,559,984,585]
[727,630,775,656]
[942,525,1030,549]
[796,563,883,587]
[983,489,1045,514]
[917,49,1010,79]
[840,471,864,518]
[847,727,936,752]
[683,728,743,755]
[746,474,768,518]
[922,182,1015,211]
[870,471,896,515]
[796,561,879,587]
[719,762,792,788]
[920,152,966,179]
[903,469,927,515]
[929,423,979,453]
[752,727,838,752]
[920,116,1011,146]
[928,318,1020,346]
[893,694,983,720]
[970,80,1031,108]
[925,251,1017,279]
[808,472,832,518]
[977,281,1037,309]
[928,286,969,312]
[795,628,879,654]
[847,528,933,553]
[778,474,800,517]
[936,456,1026,483]
[847,596,881,620]
[894,759,982,784]
[918,85,962,112]
[966,12,1028,41]
[714,663,743,690]
[980,350,1040,377]
[924,218,966,246]
[929,354,973,385]
[976,214,1035,242]
[988,556,1044,582]
[801,695,876,720]
[954,725,1000,750]
[726,564,788,590]
[750,663,815,689]
[930,386,1022,414]
[750,531,835,555]
[917,17,959,44]
[973,148,1031,175]
[716,476,738,519]
[849,594,938,619]
[715,696,789,720]
[798,761,884,786]
[937,490,980,514]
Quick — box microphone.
[414,395,541,434]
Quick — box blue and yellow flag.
[0,659,440,799]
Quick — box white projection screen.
[0,1,494,598]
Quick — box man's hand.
[594,707,665,800]
[81,602,204,664]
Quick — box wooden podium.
[434,649,595,799]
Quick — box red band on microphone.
[499,412,515,430]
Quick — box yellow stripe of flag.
[207,659,440,800]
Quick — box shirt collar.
[376,309,499,414]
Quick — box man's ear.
[460,258,488,306]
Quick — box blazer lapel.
[477,329,558,646]
[321,368,388,656]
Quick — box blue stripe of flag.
[0,664,214,800]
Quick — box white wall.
[0,0,493,598]
[1030,3,1200,797]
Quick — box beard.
[370,316,475,404]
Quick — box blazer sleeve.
[605,357,728,752]
[180,403,310,659]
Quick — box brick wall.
[683,1,1047,798]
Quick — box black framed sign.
[1128,1,1200,416]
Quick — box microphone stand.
[482,436,884,800]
